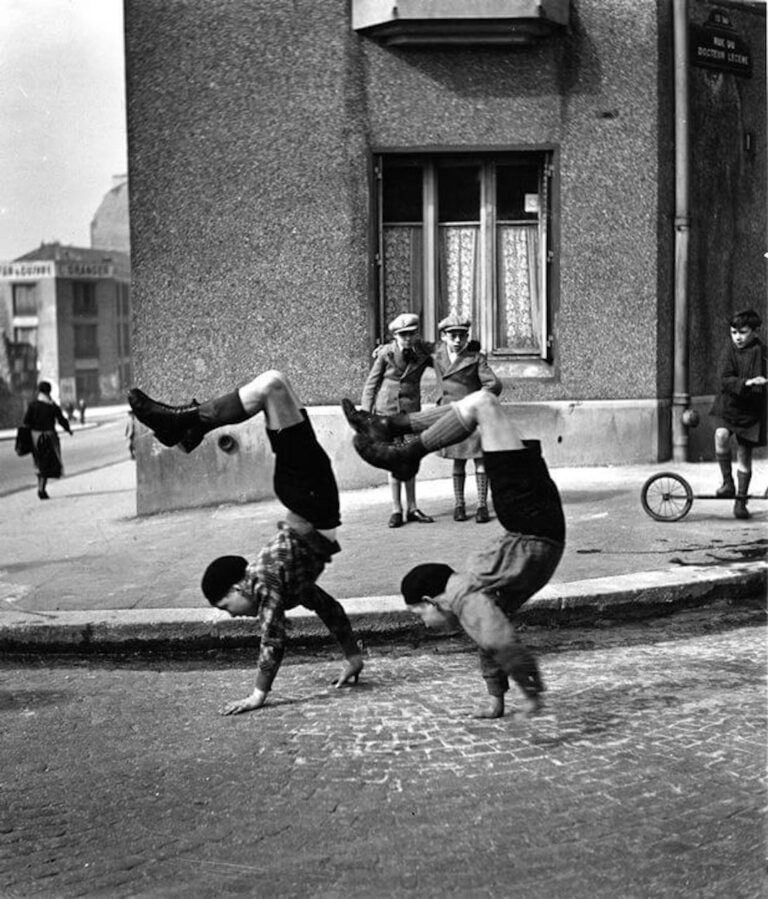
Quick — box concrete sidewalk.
[1,447,765,652]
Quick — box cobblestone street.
[1,612,765,898]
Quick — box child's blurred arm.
[360,347,387,411]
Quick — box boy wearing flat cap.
[128,370,363,715]
[434,314,501,523]
[342,388,564,719]
[359,312,435,528]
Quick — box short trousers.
[267,413,341,529]
[463,530,564,617]
[709,415,764,447]
[483,443,565,543]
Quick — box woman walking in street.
[22,381,72,500]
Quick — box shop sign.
[0,261,55,279]
[56,261,113,278]
[690,10,752,78]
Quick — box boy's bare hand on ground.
[220,688,267,716]
[333,654,364,687]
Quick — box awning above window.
[352,0,570,47]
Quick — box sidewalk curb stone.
[1,562,764,654]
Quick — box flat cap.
[438,314,471,333]
[388,312,420,334]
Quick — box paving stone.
[0,619,764,897]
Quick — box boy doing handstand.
[342,391,565,719]
[129,371,364,715]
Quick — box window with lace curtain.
[375,152,553,359]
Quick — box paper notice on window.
[524,194,539,214]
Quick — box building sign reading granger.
[690,10,752,78]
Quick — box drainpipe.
[672,0,691,462]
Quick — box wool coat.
[433,343,502,459]
[360,339,433,415]
[709,337,767,446]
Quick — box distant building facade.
[122,0,766,513]
[0,244,131,415]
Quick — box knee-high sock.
[406,404,457,434]
[419,406,474,452]
[475,469,489,507]
[736,469,751,498]
[198,391,249,427]
[452,460,466,505]
[717,452,733,484]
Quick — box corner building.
[0,245,131,415]
[124,0,766,514]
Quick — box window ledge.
[490,357,555,379]
[352,0,569,47]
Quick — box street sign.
[690,9,752,78]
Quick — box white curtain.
[437,225,480,325]
[383,226,423,325]
[497,224,541,352]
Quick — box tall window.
[74,324,99,358]
[75,369,100,404]
[13,326,37,347]
[376,152,552,357]
[12,283,37,316]
[73,282,97,317]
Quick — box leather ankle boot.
[341,399,395,441]
[176,391,249,453]
[352,433,422,482]
[715,478,735,498]
[128,388,200,447]
[733,497,751,520]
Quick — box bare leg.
[389,475,403,514]
[452,391,524,452]
[714,427,731,455]
[404,477,417,513]
[735,442,752,479]
[237,370,305,431]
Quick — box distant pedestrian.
[125,411,136,459]
[433,314,501,523]
[343,387,564,719]
[64,401,76,423]
[360,312,434,528]
[128,369,364,714]
[22,381,73,500]
[709,308,767,519]
[77,398,87,424]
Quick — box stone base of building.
[134,397,709,515]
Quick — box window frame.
[74,322,99,359]
[12,283,37,317]
[373,148,555,360]
[72,281,97,318]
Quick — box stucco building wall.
[123,0,765,512]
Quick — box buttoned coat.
[709,337,767,445]
[361,339,433,415]
[433,343,502,458]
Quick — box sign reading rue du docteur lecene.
[690,9,752,77]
